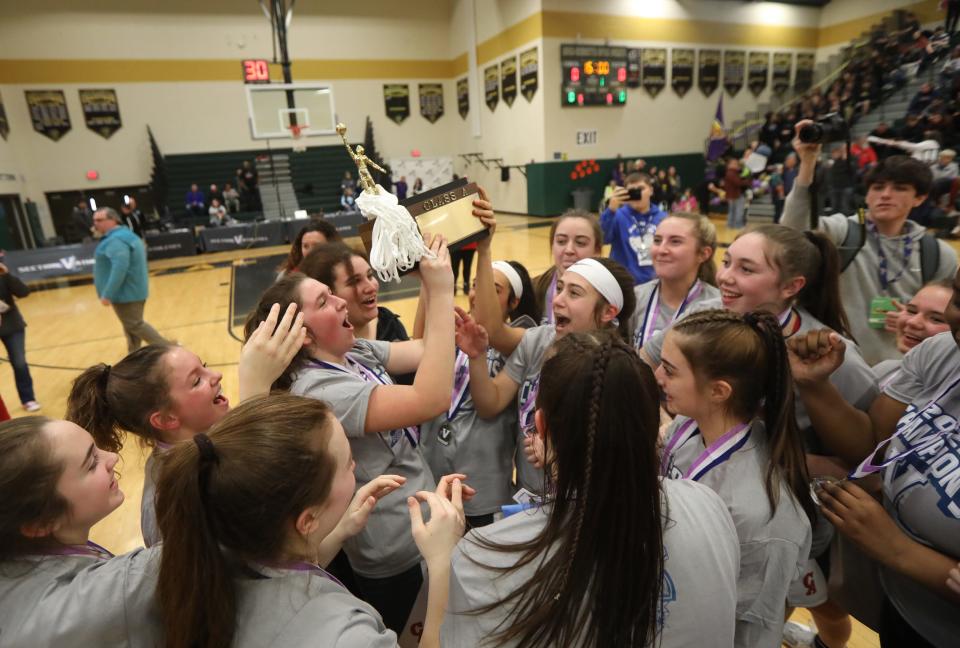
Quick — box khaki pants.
[111,301,167,353]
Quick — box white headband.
[566,258,624,314]
[491,261,523,299]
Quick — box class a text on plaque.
[421,186,469,212]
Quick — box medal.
[437,423,453,446]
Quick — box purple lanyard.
[869,222,913,291]
[518,376,540,431]
[636,279,704,348]
[661,419,752,481]
[45,540,114,560]
[448,349,472,421]
[309,356,420,446]
[544,272,558,325]
[847,374,960,480]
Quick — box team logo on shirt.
[890,402,960,519]
[518,375,540,430]
[658,549,677,629]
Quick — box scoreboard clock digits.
[561,44,629,107]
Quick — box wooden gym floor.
[2,213,897,646]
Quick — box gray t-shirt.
[421,347,516,516]
[503,325,557,495]
[442,478,739,648]
[662,417,812,648]
[782,189,958,365]
[0,548,161,648]
[872,357,902,390]
[290,339,435,578]
[140,447,165,548]
[233,564,396,647]
[629,279,720,349]
[879,331,960,647]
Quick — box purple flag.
[706,95,730,161]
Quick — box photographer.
[782,119,958,365]
[600,172,665,285]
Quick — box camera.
[798,112,849,145]
[626,187,647,200]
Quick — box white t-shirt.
[442,479,739,648]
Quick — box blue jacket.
[600,202,665,284]
[94,226,150,303]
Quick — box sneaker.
[23,401,41,412]
[782,621,817,648]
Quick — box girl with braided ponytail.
[656,308,815,648]
[442,332,740,648]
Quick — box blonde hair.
[663,212,718,286]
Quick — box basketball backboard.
[245,83,336,139]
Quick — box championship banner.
[457,78,469,118]
[418,83,444,123]
[383,84,410,125]
[698,49,720,96]
[772,52,793,94]
[747,52,769,96]
[723,50,745,97]
[0,91,8,141]
[484,65,499,111]
[641,48,667,98]
[671,49,694,97]
[25,90,71,141]
[79,89,122,139]
[501,56,518,107]
[520,47,539,101]
[795,53,815,92]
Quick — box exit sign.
[576,130,598,146]
[242,59,270,84]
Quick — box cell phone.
[626,187,647,200]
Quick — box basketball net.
[289,124,308,153]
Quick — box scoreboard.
[561,44,629,107]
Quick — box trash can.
[571,187,594,211]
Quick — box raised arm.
[473,188,524,356]
[782,120,824,231]
[455,309,520,418]
[364,236,456,432]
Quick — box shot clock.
[561,44,629,107]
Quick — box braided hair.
[671,309,815,525]
[469,331,665,647]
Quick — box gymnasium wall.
[0,0,944,232]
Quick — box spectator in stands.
[340,171,356,195]
[92,207,169,353]
[340,187,356,211]
[239,160,260,212]
[185,183,205,216]
[769,164,785,224]
[611,160,625,186]
[900,113,927,142]
[222,182,240,214]
[207,184,223,209]
[0,260,40,412]
[871,122,900,159]
[827,145,858,215]
[760,112,779,148]
[241,160,258,188]
[671,187,699,213]
[851,135,879,173]
[633,158,647,173]
[70,199,93,242]
[277,219,341,277]
[716,158,752,230]
[394,175,408,200]
[667,166,682,199]
[412,177,423,195]
[909,83,940,115]
[208,199,235,227]
[930,148,959,208]
[120,201,145,238]
[942,46,960,80]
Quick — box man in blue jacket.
[600,172,665,284]
[93,207,168,352]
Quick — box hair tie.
[194,433,218,464]
[98,364,112,390]
[743,311,761,330]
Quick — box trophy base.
[359,177,489,272]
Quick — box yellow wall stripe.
[541,11,819,49]
[0,4,934,85]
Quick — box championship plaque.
[358,178,488,257]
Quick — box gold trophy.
[336,122,489,281]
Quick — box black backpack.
[838,218,940,284]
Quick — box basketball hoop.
[289,123,309,153]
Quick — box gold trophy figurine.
[335,122,385,195]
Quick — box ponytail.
[586,257,637,342]
[155,394,337,648]
[65,344,176,453]
[673,309,815,525]
[506,260,541,323]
